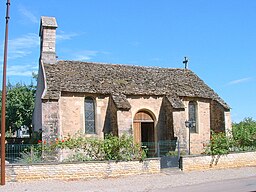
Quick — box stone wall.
[128,96,162,122]
[173,110,186,144]
[59,93,109,139]
[210,100,225,132]
[182,98,211,154]
[190,100,211,154]
[117,110,133,136]
[53,93,224,155]
[128,95,163,139]
[103,96,118,136]
[157,97,175,141]
[59,96,84,137]
[224,111,232,134]
[181,151,256,171]
[42,101,59,142]
[32,62,45,132]
[5,159,160,182]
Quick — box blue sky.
[0,0,255,122]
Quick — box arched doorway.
[133,110,156,156]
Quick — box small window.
[188,101,197,133]
[84,97,95,134]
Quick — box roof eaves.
[166,94,185,109]
[112,93,131,110]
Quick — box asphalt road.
[1,167,256,192]
[154,176,256,192]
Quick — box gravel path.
[1,167,256,192]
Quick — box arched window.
[188,101,197,133]
[84,97,95,134]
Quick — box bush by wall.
[204,118,256,155]
[18,134,146,164]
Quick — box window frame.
[188,101,198,133]
[84,97,96,134]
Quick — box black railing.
[141,140,187,158]
[5,140,188,164]
[5,144,39,163]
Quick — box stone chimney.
[39,16,58,64]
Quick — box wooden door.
[133,111,155,145]
[133,122,141,144]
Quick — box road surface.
[0,167,255,192]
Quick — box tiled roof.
[42,61,229,110]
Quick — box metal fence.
[141,140,188,158]
[141,140,189,168]
[5,140,188,164]
[5,144,39,163]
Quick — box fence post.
[31,145,34,160]
[157,141,160,157]
[177,140,180,160]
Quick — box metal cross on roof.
[183,57,189,69]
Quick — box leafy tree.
[0,81,36,134]
[232,117,256,150]
[205,117,256,155]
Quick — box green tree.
[0,81,36,134]
[232,117,256,150]
[205,117,256,155]
[205,131,230,155]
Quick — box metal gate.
[160,155,179,168]
[142,140,183,169]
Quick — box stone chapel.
[33,16,231,154]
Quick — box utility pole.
[1,0,10,185]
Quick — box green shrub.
[232,117,256,150]
[39,134,147,162]
[103,134,121,160]
[204,131,230,155]
[18,145,43,164]
[204,118,256,155]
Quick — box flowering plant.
[39,134,146,162]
